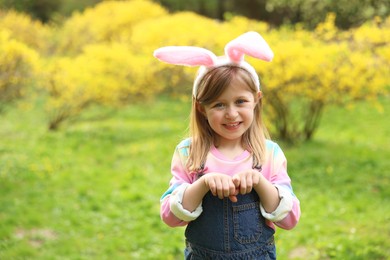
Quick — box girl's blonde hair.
[187,65,269,172]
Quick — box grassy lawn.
[0,96,389,259]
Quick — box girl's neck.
[214,138,245,160]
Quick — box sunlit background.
[0,0,389,259]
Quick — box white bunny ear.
[225,31,274,63]
[153,46,217,67]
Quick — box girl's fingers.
[232,171,259,195]
[207,174,257,200]
[207,178,217,196]
[229,183,237,197]
[232,176,240,188]
[215,179,224,199]
[229,195,238,203]
[222,179,230,198]
[229,186,240,202]
[240,177,246,194]
[245,175,253,193]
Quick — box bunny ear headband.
[153,31,274,97]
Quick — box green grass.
[0,97,389,259]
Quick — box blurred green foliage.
[154,0,389,29]
[0,0,100,22]
[0,0,60,22]
[0,0,388,29]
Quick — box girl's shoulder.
[177,138,191,148]
[265,139,285,156]
[176,138,191,157]
[265,139,279,149]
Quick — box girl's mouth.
[224,122,241,130]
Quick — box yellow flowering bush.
[44,42,158,129]
[0,9,50,52]
[0,30,40,112]
[255,16,389,141]
[350,16,390,97]
[43,0,168,128]
[351,16,390,49]
[54,0,167,55]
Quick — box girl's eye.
[214,103,225,108]
[236,99,246,105]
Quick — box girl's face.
[199,76,260,147]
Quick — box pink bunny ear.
[153,46,217,67]
[225,31,274,63]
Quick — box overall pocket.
[232,202,263,244]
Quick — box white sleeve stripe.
[169,183,203,221]
[260,185,293,222]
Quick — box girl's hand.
[203,173,239,202]
[232,170,262,195]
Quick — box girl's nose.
[225,106,238,119]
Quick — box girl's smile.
[224,122,241,130]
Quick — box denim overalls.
[184,188,276,259]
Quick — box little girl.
[154,32,301,259]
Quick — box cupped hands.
[203,170,262,202]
